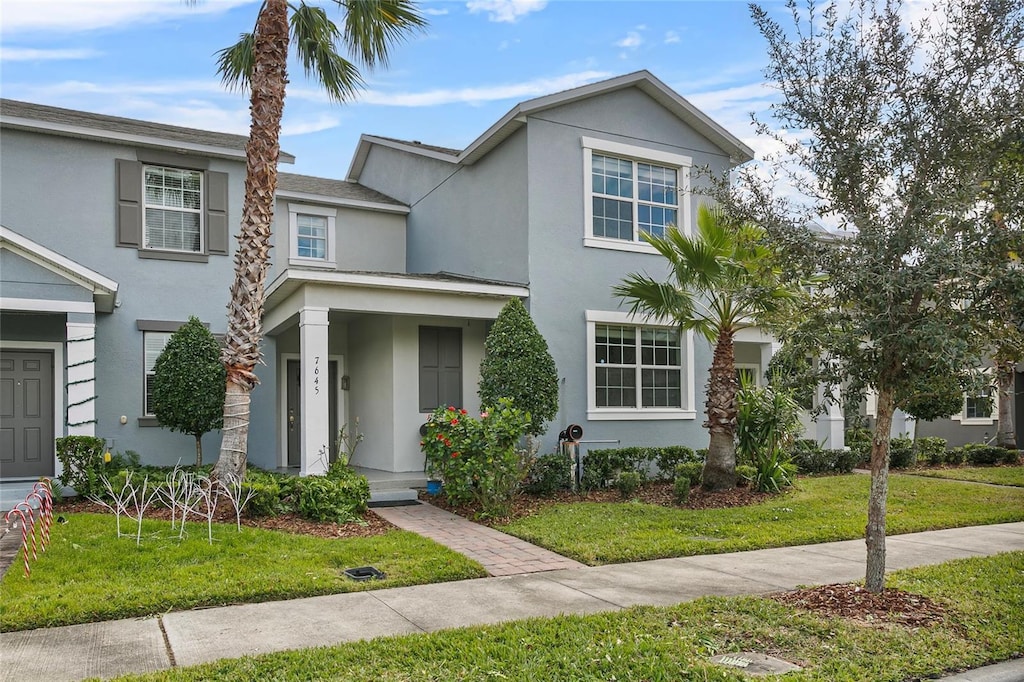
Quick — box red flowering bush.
[421,398,531,517]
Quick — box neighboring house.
[3,71,1008,486]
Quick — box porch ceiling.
[263,268,529,333]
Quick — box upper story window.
[288,203,337,268]
[582,136,691,254]
[144,166,203,252]
[586,310,696,421]
[116,155,229,263]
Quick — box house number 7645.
[313,356,320,395]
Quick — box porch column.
[891,410,916,440]
[66,313,96,437]
[815,355,845,449]
[759,341,781,382]
[299,306,330,476]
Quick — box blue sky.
[1,1,782,179]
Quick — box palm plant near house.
[613,204,804,491]
[206,0,426,480]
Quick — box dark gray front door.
[0,350,55,478]
[286,359,338,467]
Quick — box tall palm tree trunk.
[214,0,289,481]
[866,385,895,593]
[995,356,1017,450]
[703,330,738,491]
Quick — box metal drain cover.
[709,652,802,676]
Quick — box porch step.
[368,488,420,507]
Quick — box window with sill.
[116,155,229,261]
[143,331,172,416]
[586,311,695,420]
[951,369,998,425]
[288,204,337,267]
[582,137,691,252]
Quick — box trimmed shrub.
[1002,449,1021,465]
[242,477,285,517]
[827,449,860,474]
[845,427,873,446]
[524,453,572,495]
[735,464,757,483]
[294,475,368,523]
[889,437,916,469]
[673,475,691,504]
[850,441,872,467]
[946,446,967,466]
[581,447,653,490]
[674,462,704,488]
[790,440,860,475]
[916,437,948,466]
[654,446,698,481]
[616,471,642,498]
[55,436,108,497]
[963,444,1016,466]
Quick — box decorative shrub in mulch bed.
[422,481,773,525]
[772,583,948,628]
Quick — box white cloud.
[0,47,101,62]
[1,0,256,34]
[664,31,680,45]
[466,0,547,23]
[422,7,450,16]
[615,31,644,49]
[282,114,344,137]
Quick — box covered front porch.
[263,268,529,477]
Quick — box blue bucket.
[426,480,442,495]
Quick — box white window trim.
[585,309,696,421]
[581,136,692,254]
[142,165,205,254]
[288,203,337,268]
[951,369,998,425]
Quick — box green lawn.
[0,513,485,631]
[116,552,1024,681]
[498,474,1024,564]
[908,465,1024,487]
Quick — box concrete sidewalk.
[2,522,1023,681]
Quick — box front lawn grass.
[0,513,485,631]
[119,551,1024,681]
[908,464,1024,487]
[499,474,1024,564]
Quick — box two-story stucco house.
[3,71,1009,494]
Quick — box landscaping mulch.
[53,498,396,539]
[421,481,773,525]
[771,583,948,629]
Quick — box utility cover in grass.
[709,653,802,676]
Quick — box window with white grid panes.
[296,214,328,259]
[595,324,682,408]
[143,166,203,252]
[143,331,172,415]
[591,154,677,243]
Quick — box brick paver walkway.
[373,501,585,576]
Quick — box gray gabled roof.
[0,98,296,163]
[276,172,408,213]
[348,70,755,180]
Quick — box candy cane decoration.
[26,492,50,550]
[4,507,33,578]
[14,502,38,561]
[30,481,53,548]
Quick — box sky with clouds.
[2,0,790,178]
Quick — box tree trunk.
[866,385,895,593]
[194,434,203,468]
[995,356,1017,450]
[703,330,738,491]
[213,0,289,481]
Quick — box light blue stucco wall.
[0,250,93,303]
[0,128,277,469]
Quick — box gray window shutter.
[419,327,462,411]
[116,159,143,248]
[205,171,229,255]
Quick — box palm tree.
[209,0,426,480]
[613,204,802,491]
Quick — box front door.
[286,359,338,467]
[0,350,55,478]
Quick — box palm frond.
[338,0,426,68]
[291,3,363,102]
[612,273,696,323]
[215,32,257,91]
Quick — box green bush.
[421,399,532,517]
[1003,449,1021,465]
[673,475,691,504]
[242,477,285,517]
[845,427,873,446]
[55,436,108,497]
[736,380,801,492]
[962,444,1016,466]
[849,441,871,467]
[654,446,699,481]
[789,440,859,475]
[946,446,967,466]
[673,462,704,488]
[524,453,572,495]
[916,437,948,466]
[695,448,709,462]
[616,471,642,498]
[735,464,757,483]
[889,437,916,469]
[294,475,368,523]
[827,449,860,474]
[581,447,653,490]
